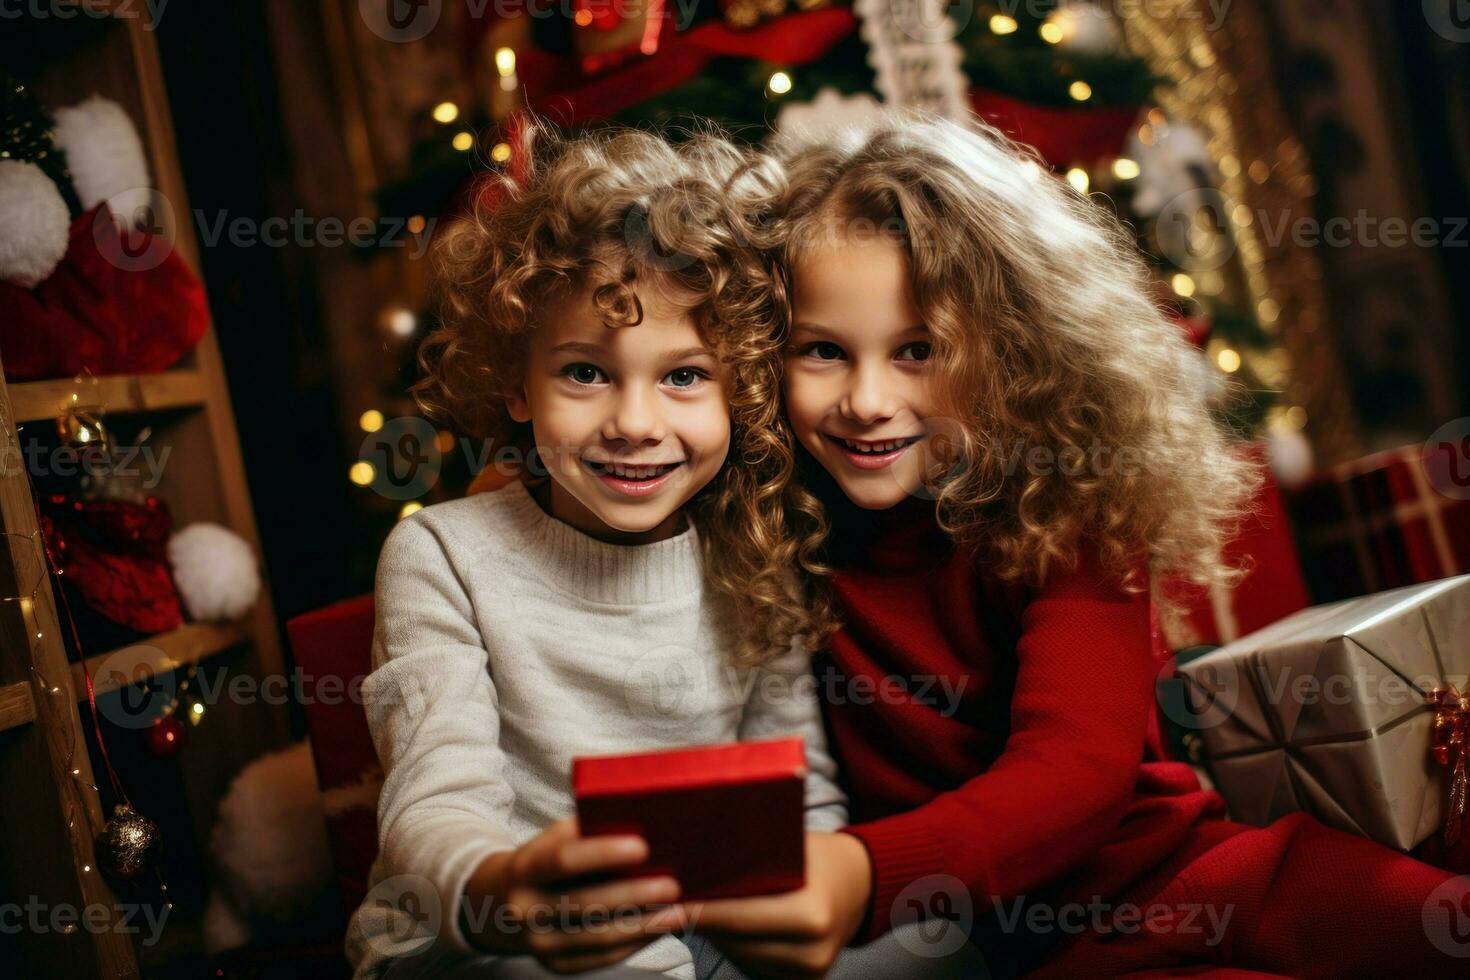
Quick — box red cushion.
[287,595,379,917]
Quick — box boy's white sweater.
[345,479,847,978]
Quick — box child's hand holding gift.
[682,831,874,979]
[460,817,687,974]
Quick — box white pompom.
[51,95,151,214]
[205,742,333,953]
[776,87,885,143]
[1127,121,1213,216]
[169,522,261,621]
[1051,1,1121,54]
[0,160,72,287]
[1267,424,1315,489]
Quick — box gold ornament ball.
[94,804,161,880]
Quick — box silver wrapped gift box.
[1177,575,1470,851]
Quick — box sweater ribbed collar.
[492,478,705,604]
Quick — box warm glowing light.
[495,47,516,76]
[408,215,427,234]
[1285,406,1307,428]
[435,430,456,453]
[768,71,792,95]
[385,307,417,338]
[360,410,384,433]
[1039,22,1064,43]
[491,142,512,163]
[1216,348,1242,373]
[1258,298,1281,324]
[574,9,593,26]
[453,131,474,151]
[1172,273,1197,297]
[400,501,424,519]
[350,461,376,486]
[1068,81,1093,102]
[1066,168,1090,193]
[990,14,1018,34]
[1112,158,1141,180]
[432,102,459,124]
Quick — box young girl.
[683,114,1470,977]
[342,125,853,980]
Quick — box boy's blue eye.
[805,342,845,361]
[564,363,606,385]
[666,368,704,388]
[896,342,932,362]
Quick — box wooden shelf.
[8,369,209,424]
[70,620,252,701]
[0,681,37,732]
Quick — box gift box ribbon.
[1428,682,1469,845]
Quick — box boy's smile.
[509,284,731,544]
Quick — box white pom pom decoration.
[1267,424,1315,489]
[204,742,333,953]
[1127,121,1213,217]
[169,522,261,621]
[51,95,151,215]
[0,160,72,287]
[776,87,886,143]
[1049,1,1121,54]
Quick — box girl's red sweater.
[820,496,1228,957]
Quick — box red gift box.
[1288,443,1470,602]
[573,738,806,901]
[1160,442,1310,648]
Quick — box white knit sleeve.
[361,514,517,953]
[736,641,849,832]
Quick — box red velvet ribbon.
[970,87,1140,167]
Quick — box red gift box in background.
[574,738,806,901]
[1161,442,1311,649]
[1287,443,1469,603]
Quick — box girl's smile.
[823,434,923,470]
[783,231,938,509]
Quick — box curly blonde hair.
[766,112,1263,613]
[412,120,813,663]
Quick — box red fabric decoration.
[0,204,208,382]
[520,9,856,125]
[1158,442,1310,647]
[970,87,1140,167]
[288,595,379,917]
[39,493,183,636]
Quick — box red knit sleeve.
[841,541,1155,941]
